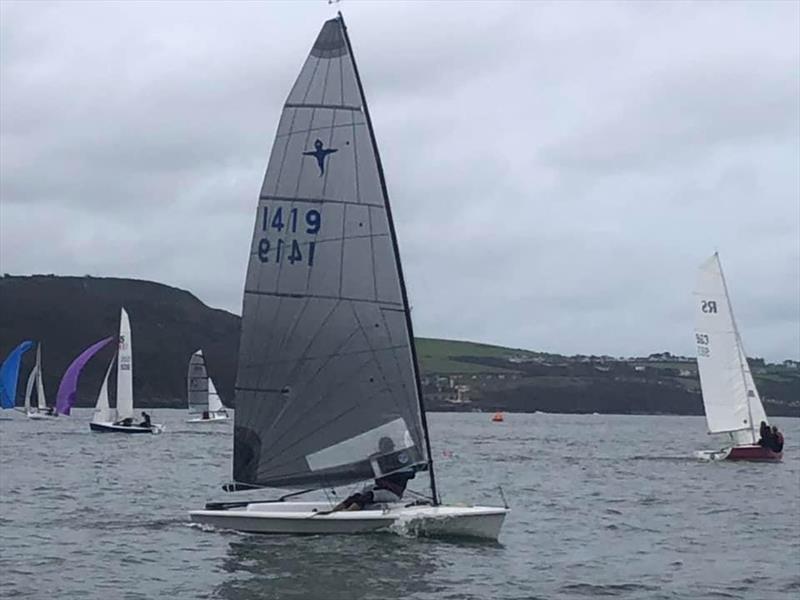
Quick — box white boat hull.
[186,414,229,424]
[26,411,57,420]
[90,421,164,434]
[189,501,508,540]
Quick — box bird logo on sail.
[303,139,338,176]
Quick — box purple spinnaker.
[55,336,114,415]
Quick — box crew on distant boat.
[139,411,152,428]
[331,469,416,512]
[757,421,784,453]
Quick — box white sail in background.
[23,344,47,412]
[23,364,37,412]
[694,253,767,445]
[93,355,117,424]
[35,344,46,410]
[116,308,134,421]
[208,379,224,413]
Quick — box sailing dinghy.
[89,308,163,434]
[189,15,508,540]
[693,253,782,461]
[187,350,229,423]
[0,340,34,412]
[24,344,56,419]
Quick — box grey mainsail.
[188,350,210,414]
[233,15,434,495]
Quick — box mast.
[338,13,439,505]
[716,253,756,444]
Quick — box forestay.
[188,350,210,414]
[694,253,767,445]
[233,16,430,491]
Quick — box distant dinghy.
[186,350,229,423]
[693,253,782,461]
[89,308,163,434]
[189,15,508,540]
[0,340,34,411]
[24,344,56,419]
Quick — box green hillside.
[415,338,535,374]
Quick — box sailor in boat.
[757,421,785,453]
[202,410,210,420]
[115,417,134,427]
[770,426,784,453]
[139,411,152,428]
[330,468,416,512]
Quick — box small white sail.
[694,253,767,445]
[35,344,46,410]
[208,379,224,413]
[23,364,37,412]
[93,354,117,424]
[116,308,134,421]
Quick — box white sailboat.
[693,253,781,461]
[90,308,163,434]
[187,350,229,423]
[24,344,56,419]
[189,15,508,539]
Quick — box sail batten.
[694,253,767,445]
[233,16,432,493]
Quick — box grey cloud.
[1,1,798,361]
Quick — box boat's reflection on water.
[215,534,439,600]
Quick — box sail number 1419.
[257,206,321,266]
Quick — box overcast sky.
[1,1,798,360]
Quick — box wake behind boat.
[693,253,783,462]
[189,15,508,540]
[186,350,229,423]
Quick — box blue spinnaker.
[0,341,34,409]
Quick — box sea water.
[1,410,798,599]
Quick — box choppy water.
[1,410,798,599]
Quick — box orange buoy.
[491,411,504,422]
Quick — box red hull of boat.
[726,445,783,462]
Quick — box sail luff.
[338,13,438,504]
